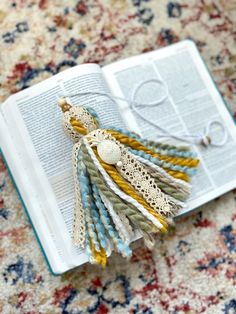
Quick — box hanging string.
[59,78,228,148]
[130,80,228,147]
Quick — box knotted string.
[59,79,228,148]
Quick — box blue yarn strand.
[77,153,101,252]
[106,126,197,158]
[92,184,132,257]
[129,148,197,176]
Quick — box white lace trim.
[133,153,191,193]
[72,142,86,247]
[130,154,186,209]
[118,150,172,217]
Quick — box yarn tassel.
[77,154,108,265]
[58,99,199,265]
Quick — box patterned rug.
[0,1,236,313]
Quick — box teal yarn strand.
[77,153,101,252]
[90,200,108,251]
[129,148,197,176]
[107,126,197,158]
[106,126,140,140]
[140,139,197,158]
[84,233,93,263]
[92,184,132,257]
[86,107,100,125]
[78,152,109,253]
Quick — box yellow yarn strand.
[165,170,189,182]
[108,130,199,168]
[94,150,168,232]
[68,119,196,182]
[107,130,199,182]
[90,241,107,267]
[70,118,88,135]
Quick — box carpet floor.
[0,1,236,313]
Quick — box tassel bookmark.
[58,98,199,266]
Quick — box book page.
[1,63,124,272]
[102,40,236,214]
[0,111,65,274]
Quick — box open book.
[1,40,236,275]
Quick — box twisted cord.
[86,182,109,253]
[106,127,140,140]
[113,207,134,241]
[163,169,188,182]
[93,149,169,225]
[106,132,189,182]
[84,220,107,266]
[129,148,195,176]
[78,155,111,265]
[97,189,133,244]
[90,200,109,252]
[107,130,199,169]
[83,143,160,232]
[81,143,161,233]
[91,143,168,225]
[129,148,189,182]
[139,139,195,156]
[92,185,132,257]
[107,127,196,158]
[153,179,187,206]
[78,160,108,266]
[90,240,107,267]
[93,185,130,244]
[77,155,101,252]
[83,141,167,230]
[141,141,196,159]
[84,233,94,264]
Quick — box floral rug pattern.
[0,1,236,313]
